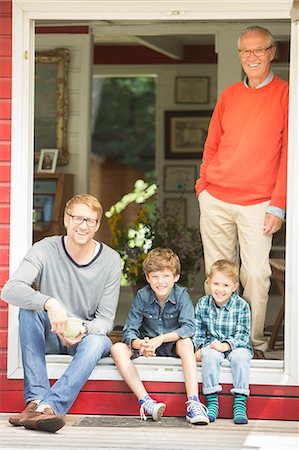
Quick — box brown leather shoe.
[22,407,65,433]
[9,401,38,426]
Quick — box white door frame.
[8,0,299,386]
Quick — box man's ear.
[234,281,239,292]
[174,274,180,283]
[63,213,69,228]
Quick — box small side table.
[269,258,285,350]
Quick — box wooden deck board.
[1,415,298,450]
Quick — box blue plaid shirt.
[193,292,253,354]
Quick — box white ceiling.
[36,19,290,60]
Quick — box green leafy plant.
[105,179,202,289]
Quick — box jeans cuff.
[230,387,250,397]
[202,385,222,395]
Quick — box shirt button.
[159,318,161,321]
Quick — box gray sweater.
[2,236,122,335]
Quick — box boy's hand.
[195,348,202,362]
[139,336,163,357]
[210,340,231,352]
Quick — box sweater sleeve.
[1,242,53,310]
[269,84,289,209]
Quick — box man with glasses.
[196,26,288,357]
[2,194,122,432]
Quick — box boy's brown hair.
[64,194,103,221]
[208,259,239,283]
[142,247,181,276]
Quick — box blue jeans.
[201,346,252,396]
[19,308,112,415]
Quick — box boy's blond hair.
[64,194,103,221]
[208,259,239,283]
[142,247,181,277]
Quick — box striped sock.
[206,393,219,422]
[233,394,248,425]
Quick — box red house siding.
[0,2,298,420]
[0,0,14,411]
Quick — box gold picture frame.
[35,48,70,166]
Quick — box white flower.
[134,179,148,192]
[127,229,137,239]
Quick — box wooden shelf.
[33,173,74,242]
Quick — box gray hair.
[237,26,276,49]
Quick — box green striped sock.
[206,393,219,422]
[233,394,248,424]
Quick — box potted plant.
[105,179,202,290]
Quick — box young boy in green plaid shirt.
[194,259,253,424]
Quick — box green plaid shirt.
[193,292,253,353]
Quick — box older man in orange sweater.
[196,26,288,354]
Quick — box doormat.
[74,416,191,428]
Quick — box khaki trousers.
[199,190,273,351]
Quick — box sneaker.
[139,397,166,421]
[186,397,209,425]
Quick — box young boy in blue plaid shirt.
[194,259,253,424]
[111,248,209,424]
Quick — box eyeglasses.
[238,46,273,58]
[67,213,98,227]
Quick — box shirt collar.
[209,292,237,310]
[243,71,274,89]
[149,285,177,305]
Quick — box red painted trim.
[35,26,89,35]
[0,143,11,160]
[0,185,10,201]
[0,166,10,182]
[0,1,12,15]
[0,18,12,35]
[93,45,217,65]
[0,270,9,287]
[0,101,11,119]
[0,59,12,77]
[0,80,11,99]
[0,248,9,265]
[0,226,9,244]
[0,37,12,57]
[0,381,298,420]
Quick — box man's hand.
[57,327,85,347]
[263,213,283,236]
[44,297,68,334]
[210,339,231,353]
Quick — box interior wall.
[93,63,218,230]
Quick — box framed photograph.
[165,110,212,159]
[163,197,187,226]
[175,77,210,104]
[164,165,197,193]
[37,149,59,173]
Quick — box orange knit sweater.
[195,75,289,209]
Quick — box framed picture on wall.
[165,110,212,159]
[163,197,187,226]
[37,148,59,174]
[175,76,210,104]
[163,165,197,193]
